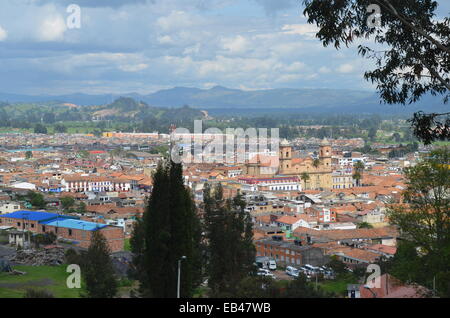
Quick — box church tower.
[319,138,332,169]
[279,139,292,174]
[246,154,261,176]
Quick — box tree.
[236,276,282,298]
[34,123,47,134]
[358,222,374,229]
[203,183,256,297]
[388,147,450,297]
[327,255,348,276]
[303,0,450,144]
[31,232,56,248]
[83,230,118,298]
[301,172,310,190]
[60,196,75,212]
[77,202,87,214]
[28,191,46,209]
[368,127,378,141]
[24,289,54,298]
[129,217,145,281]
[284,273,328,298]
[312,158,321,168]
[42,113,55,124]
[25,151,33,160]
[132,160,202,298]
[353,160,365,187]
[392,132,402,143]
[54,124,67,133]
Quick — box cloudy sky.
[0,0,449,95]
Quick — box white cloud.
[222,35,248,54]
[36,15,67,41]
[281,24,319,37]
[285,62,306,72]
[319,66,331,74]
[0,25,8,41]
[119,63,149,72]
[156,11,195,32]
[0,0,374,93]
[157,35,175,44]
[337,63,355,73]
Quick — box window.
[42,226,46,232]
[31,224,34,228]
[68,229,72,236]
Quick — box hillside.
[0,86,447,114]
[0,97,205,131]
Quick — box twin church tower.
[245,139,333,190]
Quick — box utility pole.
[177,256,186,298]
[23,213,30,249]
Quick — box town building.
[0,210,124,252]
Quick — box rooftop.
[41,217,108,231]
[0,210,72,222]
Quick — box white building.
[0,202,21,214]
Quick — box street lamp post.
[177,256,187,299]
[23,213,30,249]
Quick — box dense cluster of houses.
[0,132,427,298]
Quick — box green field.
[0,265,84,298]
[124,238,131,252]
[319,274,359,297]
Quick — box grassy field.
[319,274,359,297]
[124,238,131,252]
[0,265,84,298]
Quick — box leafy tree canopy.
[303,0,450,144]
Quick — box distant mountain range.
[0,86,447,114]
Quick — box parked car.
[304,264,320,275]
[286,266,300,277]
[268,259,277,271]
[255,257,268,269]
[257,268,276,279]
[298,266,312,279]
[319,266,335,279]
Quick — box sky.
[0,0,449,95]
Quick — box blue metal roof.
[1,211,61,222]
[42,218,108,231]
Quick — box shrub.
[24,289,54,298]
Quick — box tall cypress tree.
[204,183,256,297]
[133,160,202,298]
[83,231,118,298]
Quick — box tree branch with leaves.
[302,0,450,144]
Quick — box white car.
[286,266,300,277]
[257,269,276,279]
[268,259,277,271]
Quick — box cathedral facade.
[278,139,333,190]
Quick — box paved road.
[273,270,295,281]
